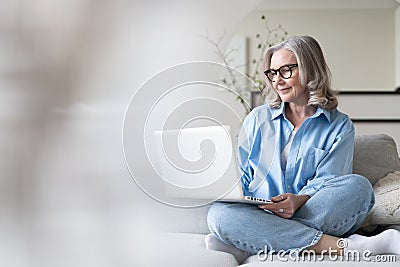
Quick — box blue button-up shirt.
[237,103,355,199]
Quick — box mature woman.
[206,35,400,262]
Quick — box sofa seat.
[136,232,239,267]
[140,232,399,266]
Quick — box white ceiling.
[256,0,399,10]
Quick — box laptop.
[152,125,272,205]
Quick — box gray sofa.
[137,134,400,266]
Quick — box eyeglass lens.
[265,64,297,82]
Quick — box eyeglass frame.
[264,63,298,82]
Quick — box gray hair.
[263,35,338,110]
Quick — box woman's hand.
[258,193,310,219]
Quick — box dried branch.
[206,15,288,113]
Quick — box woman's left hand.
[258,193,310,219]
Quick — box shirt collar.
[270,103,285,120]
[313,106,331,122]
[270,103,331,123]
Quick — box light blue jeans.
[207,174,375,255]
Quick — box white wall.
[336,94,400,152]
[235,8,396,90]
[396,3,400,87]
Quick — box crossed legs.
[206,174,385,258]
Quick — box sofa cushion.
[362,171,400,227]
[136,233,239,267]
[353,134,400,185]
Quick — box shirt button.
[287,185,291,189]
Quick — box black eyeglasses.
[264,64,298,82]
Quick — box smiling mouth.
[278,87,291,92]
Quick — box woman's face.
[269,49,308,105]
